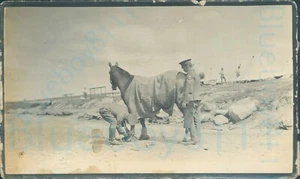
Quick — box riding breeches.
[99,107,123,132]
[183,101,200,128]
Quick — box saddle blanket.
[122,70,179,119]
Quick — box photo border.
[0,0,298,178]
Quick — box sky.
[4,5,293,101]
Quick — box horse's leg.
[176,101,190,142]
[124,124,136,142]
[130,125,135,136]
[139,118,150,140]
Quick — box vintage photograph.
[3,4,295,174]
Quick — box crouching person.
[99,103,137,145]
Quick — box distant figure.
[219,68,227,84]
[236,64,241,78]
[83,88,88,99]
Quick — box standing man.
[219,68,227,84]
[179,59,201,145]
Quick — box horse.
[108,62,186,140]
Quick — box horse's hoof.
[139,134,150,140]
[124,136,137,142]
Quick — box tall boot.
[108,125,112,141]
[125,126,130,135]
[109,127,122,145]
[188,125,199,145]
[194,117,201,140]
[182,128,189,142]
[117,126,129,141]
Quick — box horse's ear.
[115,62,119,67]
[109,62,112,68]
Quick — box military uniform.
[179,59,201,144]
[183,69,201,128]
[99,103,136,145]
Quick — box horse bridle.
[109,66,134,92]
[109,68,118,90]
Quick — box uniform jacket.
[183,69,201,103]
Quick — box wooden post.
[89,88,91,99]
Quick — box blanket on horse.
[122,70,179,119]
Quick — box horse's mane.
[115,66,134,78]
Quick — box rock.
[215,109,228,116]
[212,115,229,126]
[61,111,73,116]
[199,113,212,123]
[203,79,218,85]
[78,113,101,120]
[149,114,170,124]
[200,102,217,113]
[148,118,157,123]
[169,116,183,124]
[227,97,258,123]
[22,111,31,115]
[156,111,170,119]
[157,118,170,124]
[274,75,283,79]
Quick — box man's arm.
[183,73,195,104]
[115,113,124,125]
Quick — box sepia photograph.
[2,2,296,175]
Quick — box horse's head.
[109,62,134,91]
[108,62,119,90]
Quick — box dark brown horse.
[108,62,186,140]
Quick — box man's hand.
[124,135,138,142]
[182,101,188,108]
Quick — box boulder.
[213,115,229,126]
[215,109,228,116]
[227,97,258,123]
[199,113,212,123]
[156,111,170,119]
[200,102,217,113]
